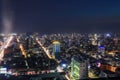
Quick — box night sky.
[0,0,120,33]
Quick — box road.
[16,38,27,58]
[0,35,14,61]
[36,38,71,80]
[36,38,53,59]
[16,37,29,69]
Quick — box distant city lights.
[100,45,105,49]
[88,65,91,69]
[0,68,7,74]
[61,64,67,68]
[106,33,111,37]
[97,62,101,67]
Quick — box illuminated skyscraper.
[53,41,60,58]
[92,34,98,45]
[71,55,88,80]
[98,45,105,53]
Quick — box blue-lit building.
[53,41,60,58]
[98,45,105,54]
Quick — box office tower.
[71,55,88,80]
[53,41,60,59]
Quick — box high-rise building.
[28,35,33,48]
[25,37,29,50]
[92,34,98,45]
[52,41,60,59]
[71,55,88,80]
[98,45,105,54]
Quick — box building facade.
[71,56,88,80]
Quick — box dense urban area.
[0,33,120,80]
